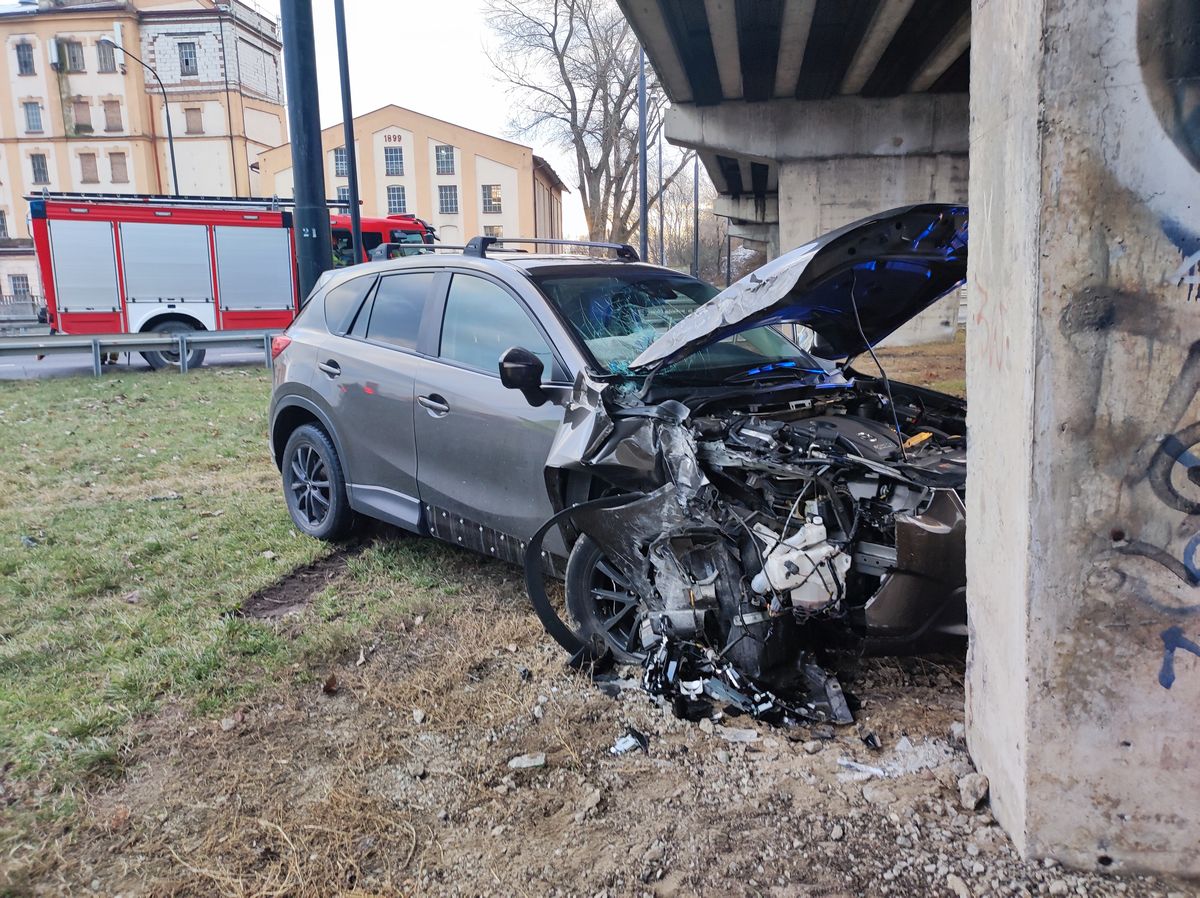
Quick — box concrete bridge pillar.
[967,0,1200,874]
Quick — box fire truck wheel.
[281,424,355,540]
[141,320,207,371]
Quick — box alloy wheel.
[288,444,332,528]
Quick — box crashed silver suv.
[270,205,969,725]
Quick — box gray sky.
[255,0,589,236]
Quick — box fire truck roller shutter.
[48,219,121,313]
[119,222,216,334]
[213,226,294,311]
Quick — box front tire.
[281,424,354,540]
[140,320,206,371]
[564,535,644,663]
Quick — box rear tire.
[281,424,355,540]
[565,535,645,663]
[140,320,206,371]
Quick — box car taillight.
[270,335,292,360]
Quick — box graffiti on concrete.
[1159,626,1200,688]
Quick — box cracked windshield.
[530,269,821,381]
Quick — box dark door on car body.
[410,271,567,562]
[311,269,442,531]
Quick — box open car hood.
[630,204,968,372]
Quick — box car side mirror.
[499,346,547,407]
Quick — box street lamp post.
[100,38,178,195]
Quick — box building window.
[184,107,203,134]
[0,211,8,239]
[109,152,128,183]
[103,100,121,132]
[64,40,85,72]
[481,184,502,214]
[10,275,31,298]
[97,40,116,73]
[79,152,98,183]
[16,42,34,76]
[438,184,459,214]
[333,147,347,178]
[336,185,350,211]
[23,102,42,133]
[384,145,403,177]
[73,99,91,133]
[30,154,49,185]
[435,144,454,175]
[387,185,406,215]
[483,225,503,238]
[178,41,198,76]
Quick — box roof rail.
[463,236,639,261]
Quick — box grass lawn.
[0,369,469,819]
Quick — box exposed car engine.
[526,377,967,726]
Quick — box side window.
[440,274,554,375]
[364,272,435,350]
[323,275,375,335]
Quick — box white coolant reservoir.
[751,519,851,611]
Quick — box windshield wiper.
[720,361,827,384]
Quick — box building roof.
[533,155,569,194]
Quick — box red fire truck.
[30,193,431,369]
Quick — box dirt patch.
[237,547,360,620]
[7,541,1194,898]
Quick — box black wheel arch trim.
[270,394,348,476]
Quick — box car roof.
[311,252,687,295]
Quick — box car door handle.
[318,359,341,377]
[418,393,450,416]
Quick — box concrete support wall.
[968,0,1200,875]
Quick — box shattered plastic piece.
[837,758,886,778]
[609,726,649,755]
[860,730,883,751]
[716,726,759,744]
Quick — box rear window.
[323,275,375,335]
[364,272,435,350]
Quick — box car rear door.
[310,269,442,531]
[409,271,568,560]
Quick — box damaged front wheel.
[565,535,644,663]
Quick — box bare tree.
[485,0,691,244]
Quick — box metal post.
[91,338,102,377]
[657,134,664,266]
[333,0,362,264]
[101,39,178,195]
[178,334,189,373]
[280,0,332,302]
[263,332,274,369]
[691,153,700,278]
[638,46,648,262]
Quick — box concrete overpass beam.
[968,0,1200,875]
[665,93,968,162]
[713,193,778,224]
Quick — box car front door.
[312,269,442,531]
[410,271,567,560]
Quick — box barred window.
[384,145,404,177]
[435,144,454,175]
[483,225,503,238]
[178,41,198,76]
[481,184,502,214]
[23,102,42,133]
[387,185,406,215]
[16,42,34,76]
[438,184,458,214]
[333,146,347,178]
[64,40,85,72]
[31,153,49,185]
[10,274,31,298]
[97,40,115,73]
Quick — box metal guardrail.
[0,329,280,376]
